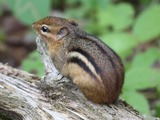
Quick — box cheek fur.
[41,35,49,42]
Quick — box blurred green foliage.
[3,0,160,116]
[5,0,51,24]
[101,33,136,58]
[122,48,160,114]
[0,29,5,42]
[133,5,160,42]
[22,51,44,76]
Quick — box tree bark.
[0,37,159,120]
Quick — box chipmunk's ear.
[68,19,78,26]
[55,27,69,40]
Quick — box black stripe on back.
[73,30,121,90]
[78,32,120,90]
[75,31,107,54]
[106,45,124,91]
[68,57,97,80]
[107,55,119,91]
[69,48,102,74]
[93,42,107,54]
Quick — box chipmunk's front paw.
[36,72,63,91]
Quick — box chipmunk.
[32,16,124,104]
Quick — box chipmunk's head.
[32,16,78,43]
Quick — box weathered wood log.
[0,37,159,120]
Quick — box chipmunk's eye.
[41,26,50,33]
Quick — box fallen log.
[0,37,159,120]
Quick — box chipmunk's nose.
[32,22,35,29]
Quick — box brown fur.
[65,63,108,103]
[32,16,124,104]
